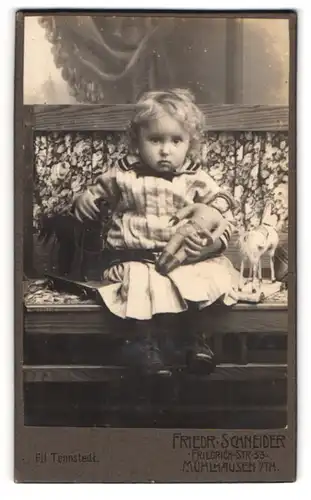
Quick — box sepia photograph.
[15,10,295,482]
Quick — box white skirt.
[98,255,240,320]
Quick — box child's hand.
[170,204,228,244]
[74,191,100,222]
[184,231,208,258]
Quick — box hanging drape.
[39,16,230,103]
[39,16,176,103]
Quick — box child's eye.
[172,136,183,144]
[149,136,161,143]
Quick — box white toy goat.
[238,203,279,293]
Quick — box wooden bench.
[22,104,289,428]
[23,282,288,429]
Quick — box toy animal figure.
[156,203,229,275]
[238,223,279,293]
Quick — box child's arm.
[73,167,119,223]
[157,205,228,275]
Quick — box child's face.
[138,114,190,174]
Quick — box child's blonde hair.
[128,88,205,160]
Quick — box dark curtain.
[39,16,228,104]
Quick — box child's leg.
[182,305,216,375]
[153,313,187,367]
[121,318,172,377]
[154,309,215,375]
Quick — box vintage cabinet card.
[15,10,296,482]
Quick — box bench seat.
[23,281,288,428]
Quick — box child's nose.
[160,142,171,155]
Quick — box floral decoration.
[34,130,288,233]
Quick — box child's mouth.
[158,160,172,169]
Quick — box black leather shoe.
[160,333,215,375]
[121,335,172,377]
[185,335,216,375]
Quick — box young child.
[73,88,239,377]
